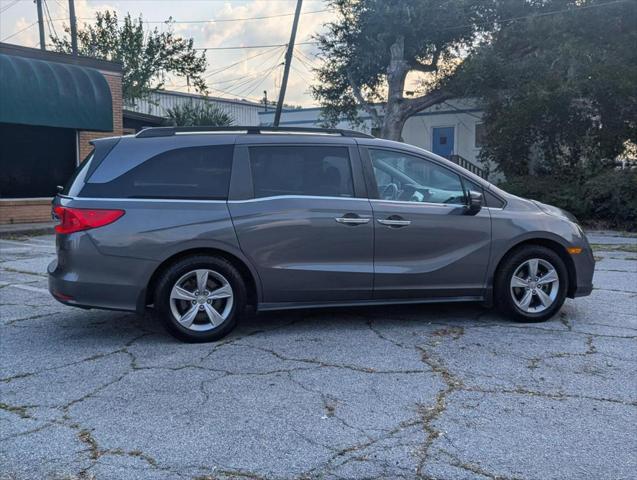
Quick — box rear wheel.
[155,255,246,342]
[495,245,568,322]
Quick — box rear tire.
[495,245,568,323]
[155,255,246,342]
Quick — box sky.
[0,0,338,106]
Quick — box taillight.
[53,206,125,234]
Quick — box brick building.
[0,43,123,224]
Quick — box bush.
[166,102,233,127]
[499,170,637,231]
[582,170,637,231]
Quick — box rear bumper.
[48,259,139,312]
[47,232,156,313]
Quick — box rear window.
[249,146,354,198]
[79,145,233,200]
[62,150,93,197]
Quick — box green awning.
[0,53,113,131]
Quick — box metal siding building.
[127,90,264,126]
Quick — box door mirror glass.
[465,190,483,215]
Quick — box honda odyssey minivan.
[49,126,594,342]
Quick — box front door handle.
[377,217,411,227]
[335,214,370,225]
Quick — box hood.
[531,200,578,223]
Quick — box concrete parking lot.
[1,232,636,480]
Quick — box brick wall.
[78,70,123,160]
[2,70,123,225]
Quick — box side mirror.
[465,190,483,215]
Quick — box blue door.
[432,127,455,158]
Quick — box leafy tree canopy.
[452,0,637,178]
[313,0,497,139]
[51,11,208,104]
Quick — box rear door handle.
[377,218,411,227]
[335,215,370,225]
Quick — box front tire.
[155,255,246,342]
[495,245,568,322]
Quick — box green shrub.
[499,170,637,231]
[582,170,637,231]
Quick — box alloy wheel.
[509,258,560,314]
[169,269,234,331]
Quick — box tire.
[495,245,568,323]
[155,255,246,342]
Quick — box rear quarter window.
[79,145,233,200]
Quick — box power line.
[132,8,331,24]
[38,8,331,25]
[0,21,37,42]
[435,0,631,33]
[203,45,284,79]
[0,0,20,14]
[43,0,59,41]
[240,50,286,98]
[195,41,317,51]
[206,48,284,94]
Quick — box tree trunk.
[381,109,408,141]
[379,35,410,140]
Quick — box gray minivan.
[49,126,594,342]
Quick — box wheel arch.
[492,237,577,298]
[140,247,261,311]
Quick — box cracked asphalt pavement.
[1,232,636,480]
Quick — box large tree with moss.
[312,0,496,140]
[51,11,208,104]
[454,0,637,178]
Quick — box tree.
[313,0,496,140]
[166,103,233,127]
[453,0,637,178]
[51,11,208,104]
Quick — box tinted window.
[462,177,506,208]
[80,145,233,199]
[484,190,505,208]
[369,149,466,205]
[63,150,93,197]
[249,146,354,198]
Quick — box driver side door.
[361,147,492,300]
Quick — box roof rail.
[135,125,374,139]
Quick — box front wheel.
[155,255,246,342]
[495,246,568,322]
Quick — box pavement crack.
[415,345,463,477]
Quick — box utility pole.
[273,0,302,127]
[68,0,78,55]
[263,90,268,112]
[36,0,45,50]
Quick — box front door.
[363,147,491,300]
[432,127,455,158]
[229,144,373,304]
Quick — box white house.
[259,98,488,177]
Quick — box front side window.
[369,149,466,205]
[80,145,233,199]
[249,146,354,198]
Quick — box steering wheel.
[443,195,463,204]
[381,183,399,200]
